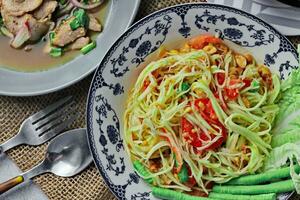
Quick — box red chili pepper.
[142,79,150,90]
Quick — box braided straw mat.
[0,0,299,199]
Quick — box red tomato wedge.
[215,72,225,85]
[181,117,227,151]
[224,79,243,100]
[182,98,227,151]
[188,34,222,49]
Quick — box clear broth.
[0,1,109,72]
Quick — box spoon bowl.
[0,128,92,195]
[45,128,92,177]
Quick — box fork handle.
[0,176,24,194]
[0,134,23,154]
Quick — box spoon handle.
[0,176,24,194]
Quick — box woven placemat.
[0,0,299,200]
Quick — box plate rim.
[0,0,141,96]
[86,3,297,200]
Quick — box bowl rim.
[86,3,297,200]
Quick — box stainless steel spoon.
[0,128,92,195]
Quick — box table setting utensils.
[0,96,76,154]
[0,128,92,195]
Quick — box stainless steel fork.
[0,96,77,154]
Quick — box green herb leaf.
[178,164,189,183]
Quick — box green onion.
[83,0,89,4]
[80,41,96,54]
[69,18,81,31]
[178,163,189,183]
[249,79,260,92]
[213,179,295,195]
[50,47,62,57]
[152,187,217,200]
[49,32,55,44]
[181,82,190,92]
[73,9,89,28]
[59,0,67,5]
[133,160,153,184]
[226,165,300,185]
[209,192,276,200]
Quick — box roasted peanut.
[235,54,247,68]
[203,45,217,54]
[244,53,253,63]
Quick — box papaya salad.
[124,34,300,200]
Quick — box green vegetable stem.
[133,160,153,184]
[213,179,294,195]
[227,165,300,185]
[209,192,276,200]
[152,187,217,200]
[81,41,96,55]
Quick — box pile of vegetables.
[128,38,300,200]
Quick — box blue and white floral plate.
[86,3,298,200]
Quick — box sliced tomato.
[206,122,227,150]
[224,88,239,100]
[188,34,222,49]
[242,79,252,88]
[185,167,197,188]
[195,98,218,123]
[182,117,202,148]
[224,79,242,100]
[181,117,227,150]
[215,72,225,85]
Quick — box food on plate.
[124,34,300,199]
[0,0,107,71]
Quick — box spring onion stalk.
[49,32,55,44]
[209,192,276,200]
[69,18,81,30]
[80,41,96,54]
[50,47,62,57]
[73,8,89,28]
[213,179,295,195]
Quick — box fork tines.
[30,96,78,137]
